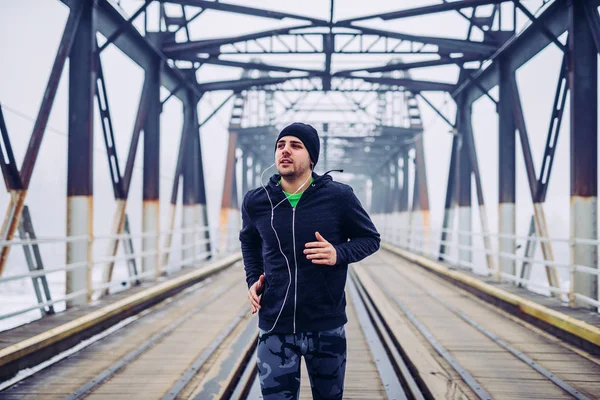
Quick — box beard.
[276,160,310,178]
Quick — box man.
[239,122,380,399]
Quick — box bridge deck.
[0,247,599,399]
[358,251,600,399]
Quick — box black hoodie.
[239,171,380,333]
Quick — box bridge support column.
[254,157,262,189]
[66,0,95,307]
[570,0,598,308]
[499,58,516,278]
[241,150,249,197]
[196,109,211,260]
[182,93,203,266]
[391,158,401,245]
[142,51,161,278]
[439,136,458,262]
[400,152,410,248]
[458,132,472,268]
[414,132,431,254]
[219,132,239,252]
[383,162,393,239]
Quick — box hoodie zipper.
[292,206,298,334]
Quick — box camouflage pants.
[256,325,347,400]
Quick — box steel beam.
[520,52,569,286]
[458,130,472,266]
[162,90,194,270]
[569,0,598,308]
[459,98,496,276]
[346,25,497,55]
[453,0,592,105]
[142,50,161,278]
[173,57,322,76]
[219,132,239,252]
[198,76,292,92]
[66,0,95,307]
[182,97,199,267]
[60,0,201,100]
[498,58,516,277]
[360,77,455,92]
[583,0,600,53]
[162,0,328,25]
[439,135,458,260]
[337,0,506,24]
[195,103,211,259]
[336,55,485,75]
[0,105,23,191]
[98,55,146,290]
[241,150,249,196]
[162,25,310,53]
[511,73,561,292]
[414,132,430,227]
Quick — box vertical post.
[142,52,161,277]
[458,134,472,267]
[414,133,431,252]
[182,92,197,266]
[439,136,458,260]
[254,156,262,188]
[219,132,239,252]
[570,0,598,307]
[386,162,394,239]
[401,152,410,247]
[161,94,189,271]
[241,149,249,196]
[195,103,211,259]
[66,0,95,307]
[499,58,516,277]
[392,158,400,245]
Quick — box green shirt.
[281,177,314,208]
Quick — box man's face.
[275,136,312,178]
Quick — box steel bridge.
[1,0,600,398]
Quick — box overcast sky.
[0,0,598,294]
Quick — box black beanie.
[275,122,320,167]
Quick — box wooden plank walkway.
[0,255,237,350]
[298,287,387,400]
[2,246,600,399]
[1,261,387,399]
[0,265,247,399]
[358,250,600,399]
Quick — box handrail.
[0,224,241,326]
[374,212,600,310]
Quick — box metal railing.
[374,213,600,311]
[0,223,241,329]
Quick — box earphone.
[258,162,314,333]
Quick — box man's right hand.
[248,274,265,314]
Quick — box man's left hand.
[304,232,337,266]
